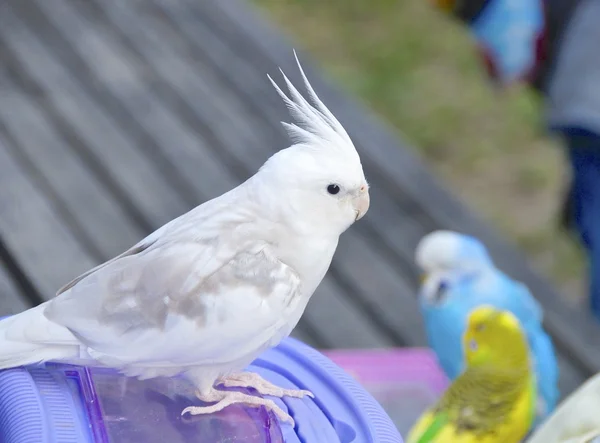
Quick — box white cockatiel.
[0,53,370,425]
[525,372,600,443]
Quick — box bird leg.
[217,372,314,399]
[182,387,295,425]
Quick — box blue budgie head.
[415,230,495,306]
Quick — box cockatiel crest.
[268,52,360,162]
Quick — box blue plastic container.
[0,336,403,443]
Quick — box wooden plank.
[289,327,319,348]
[76,0,273,176]
[0,133,97,298]
[147,0,431,283]
[150,0,288,131]
[0,3,189,230]
[305,278,396,349]
[333,234,426,346]
[0,71,144,261]
[27,0,238,203]
[65,0,410,348]
[0,0,397,349]
[209,0,600,377]
[0,262,31,316]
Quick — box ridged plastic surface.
[0,366,91,443]
[29,368,89,442]
[249,337,404,443]
[0,336,403,443]
[0,368,46,443]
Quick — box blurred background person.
[432,0,600,319]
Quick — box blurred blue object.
[471,0,545,84]
[547,0,600,322]
[563,128,600,320]
[415,230,559,426]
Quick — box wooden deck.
[0,0,598,400]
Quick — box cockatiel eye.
[327,184,341,195]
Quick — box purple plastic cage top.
[323,348,449,436]
[0,336,404,443]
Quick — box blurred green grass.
[252,0,586,302]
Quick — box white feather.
[0,303,79,368]
[267,51,358,159]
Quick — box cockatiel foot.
[182,388,295,425]
[218,372,315,399]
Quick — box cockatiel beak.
[353,185,370,221]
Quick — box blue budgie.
[415,230,559,425]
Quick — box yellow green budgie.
[407,305,537,443]
[525,372,600,443]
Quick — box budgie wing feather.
[407,409,450,443]
[407,400,494,443]
[408,370,535,443]
[407,374,486,443]
[44,201,301,369]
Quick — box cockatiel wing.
[44,200,301,370]
[53,221,173,297]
